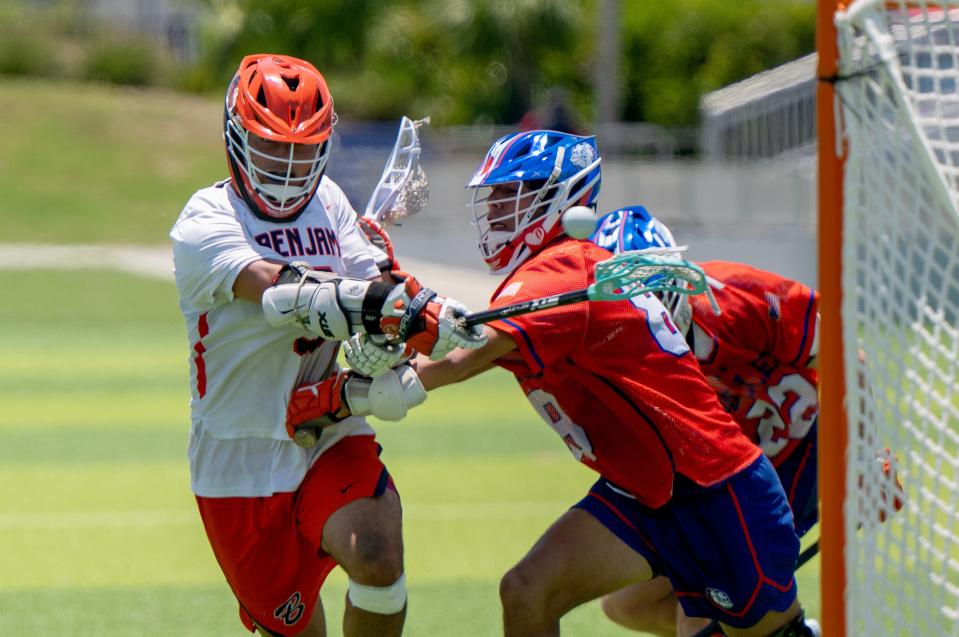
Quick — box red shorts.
[195,435,395,635]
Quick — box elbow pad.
[343,364,427,421]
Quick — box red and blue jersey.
[488,239,761,509]
[687,262,820,466]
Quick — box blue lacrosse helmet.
[591,206,676,253]
[466,130,602,273]
[590,206,693,334]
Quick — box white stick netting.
[836,1,959,634]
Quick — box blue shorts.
[774,422,819,538]
[575,455,800,629]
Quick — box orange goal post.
[818,1,959,635]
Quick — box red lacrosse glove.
[286,372,351,441]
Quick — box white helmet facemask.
[468,153,601,262]
[225,116,330,215]
[469,179,560,259]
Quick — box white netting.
[835,1,959,634]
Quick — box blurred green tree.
[620,0,816,127]
[183,0,817,128]
[192,0,587,126]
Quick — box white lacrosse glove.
[410,296,487,361]
[378,275,487,359]
[344,363,427,421]
[343,333,412,378]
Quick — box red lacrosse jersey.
[489,239,761,509]
[688,262,820,467]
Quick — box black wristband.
[398,287,437,340]
[362,281,394,334]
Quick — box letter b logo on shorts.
[274,591,305,626]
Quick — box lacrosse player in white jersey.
[170,53,485,637]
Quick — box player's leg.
[322,487,405,637]
[676,603,715,637]
[657,456,816,637]
[499,506,655,636]
[196,491,336,637]
[600,578,716,637]
[715,598,809,637]
[294,435,406,637]
[600,577,677,635]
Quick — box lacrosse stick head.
[591,207,694,333]
[224,54,336,221]
[466,130,602,274]
[592,250,710,308]
[364,116,430,225]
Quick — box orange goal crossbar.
[816,2,848,637]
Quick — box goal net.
[822,1,959,635]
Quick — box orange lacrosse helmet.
[224,54,336,221]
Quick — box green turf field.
[0,269,821,636]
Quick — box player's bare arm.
[233,258,285,302]
[413,326,517,391]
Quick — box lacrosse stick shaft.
[463,289,590,327]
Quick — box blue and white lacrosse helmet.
[591,206,693,334]
[466,130,602,274]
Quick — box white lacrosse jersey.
[170,177,380,497]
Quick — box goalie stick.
[461,248,721,327]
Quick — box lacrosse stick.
[364,116,431,227]
[462,248,721,327]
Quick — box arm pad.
[262,276,398,340]
[343,364,427,421]
[261,264,432,342]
